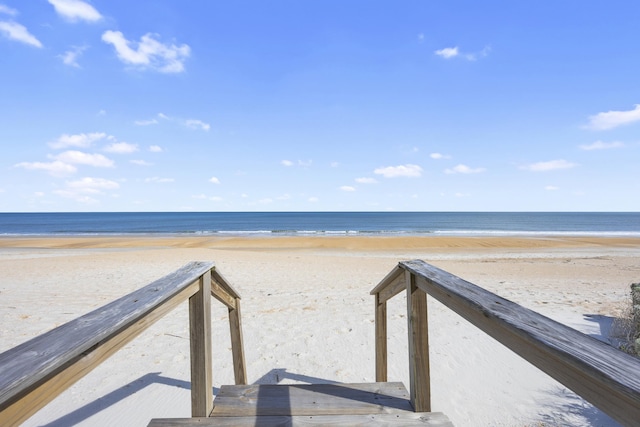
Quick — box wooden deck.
[148,382,453,426]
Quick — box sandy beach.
[1,235,639,426]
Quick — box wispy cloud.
[0,21,42,48]
[53,150,114,167]
[586,105,640,130]
[15,161,77,177]
[185,119,210,131]
[59,45,88,67]
[49,132,108,149]
[149,145,163,152]
[520,159,577,172]
[209,176,220,184]
[430,152,451,160]
[102,31,190,73]
[281,160,293,167]
[579,140,625,150]
[374,164,423,178]
[434,46,459,59]
[545,185,559,191]
[0,4,17,16]
[130,159,152,166]
[104,142,138,153]
[54,177,118,204]
[48,0,102,23]
[434,45,490,61]
[444,164,486,174]
[340,186,356,192]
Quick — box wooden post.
[375,293,388,382]
[406,270,431,412]
[189,269,213,417]
[229,298,247,385]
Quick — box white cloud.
[545,186,559,191]
[185,119,210,131]
[135,118,159,126]
[0,21,42,48]
[48,0,102,23]
[340,186,356,192]
[586,104,640,130]
[149,145,163,152]
[130,159,152,166]
[145,177,174,183]
[54,150,114,167]
[59,45,87,67]
[276,193,291,200]
[49,132,107,149]
[445,164,486,174]
[374,164,423,178]
[355,177,377,184]
[101,30,190,73]
[579,140,625,150]
[281,160,294,167]
[67,177,119,191]
[418,33,425,43]
[430,152,451,160]
[434,46,458,59]
[209,176,220,184]
[104,142,138,154]
[15,160,77,177]
[330,161,339,168]
[0,4,17,16]
[520,159,577,172]
[434,45,490,61]
[308,197,319,203]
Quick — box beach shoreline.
[1,235,638,426]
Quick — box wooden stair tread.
[148,382,454,426]
[210,381,414,416]
[148,412,453,426]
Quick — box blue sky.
[1,0,639,212]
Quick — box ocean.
[0,212,639,237]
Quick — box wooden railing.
[371,259,640,427]
[0,261,246,427]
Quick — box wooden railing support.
[405,271,431,412]
[0,261,246,427]
[375,292,387,382]
[189,269,213,417]
[371,260,640,427]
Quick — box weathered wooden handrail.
[0,261,246,426]
[371,259,640,427]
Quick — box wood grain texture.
[405,271,431,412]
[229,299,247,385]
[148,412,454,426]
[370,265,405,303]
[374,294,387,382]
[0,261,213,426]
[189,270,213,417]
[210,382,415,417]
[401,259,640,427]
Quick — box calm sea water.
[0,212,639,237]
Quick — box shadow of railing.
[39,372,221,427]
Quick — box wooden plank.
[401,259,640,427]
[210,382,415,416]
[229,299,247,385]
[148,412,454,426]
[189,270,213,417]
[210,277,236,309]
[374,294,387,382]
[405,271,431,412]
[212,269,241,299]
[370,265,405,303]
[0,261,213,427]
